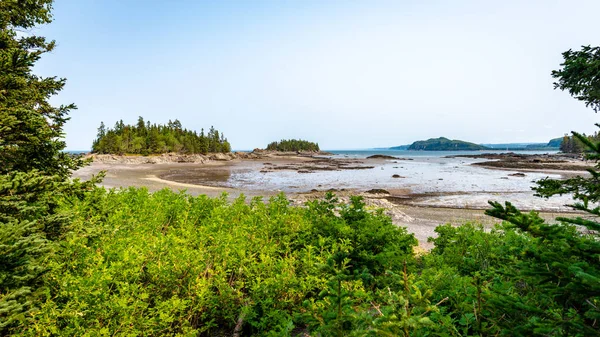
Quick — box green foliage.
[266,139,320,152]
[0,1,100,333]
[480,43,600,336]
[483,202,600,336]
[299,243,369,337]
[16,190,417,335]
[552,45,600,112]
[303,194,417,285]
[92,118,231,155]
[558,131,600,153]
[0,0,86,178]
[5,6,600,336]
[408,137,488,151]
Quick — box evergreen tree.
[0,1,84,179]
[266,139,320,152]
[199,128,208,154]
[92,119,230,154]
[486,45,600,335]
[0,0,97,332]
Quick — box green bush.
[18,189,417,336]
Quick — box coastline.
[142,175,234,191]
[73,151,588,248]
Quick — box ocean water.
[325,149,559,158]
[224,149,573,211]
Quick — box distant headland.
[388,137,562,151]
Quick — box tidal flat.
[74,151,586,248]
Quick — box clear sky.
[35,0,600,150]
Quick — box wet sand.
[73,155,587,248]
[74,161,242,197]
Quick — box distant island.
[266,139,320,152]
[388,144,410,150]
[92,117,231,155]
[481,137,562,151]
[407,137,488,151]
[388,137,563,151]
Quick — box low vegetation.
[3,1,600,336]
[266,139,320,152]
[8,188,600,336]
[92,118,231,155]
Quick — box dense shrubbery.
[92,118,231,155]
[6,188,597,336]
[16,190,420,335]
[5,1,600,335]
[266,139,320,152]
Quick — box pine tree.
[91,119,230,154]
[0,0,96,332]
[486,45,600,335]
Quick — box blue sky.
[35,0,600,150]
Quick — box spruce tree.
[0,0,94,332]
[486,45,600,335]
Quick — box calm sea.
[325,149,559,159]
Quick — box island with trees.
[407,137,489,151]
[4,2,600,336]
[266,139,320,152]
[91,118,231,155]
[391,138,563,151]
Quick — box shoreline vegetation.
[4,1,600,336]
[266,139,320,152]
[92,118,231,155]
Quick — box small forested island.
[266,139,320,152]
[91,118,231,155]
[408,137,489,151]
[6,2,600,336]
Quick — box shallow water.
[222,150,575,211]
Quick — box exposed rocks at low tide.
[365,189,391,195]
[366,154,413,160]
[446,152,593,172]
[88,150,333,165]
[88,153,238,164]
[259,158,374,174]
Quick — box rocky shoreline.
[87,150,333,165]
[260,158,374,174]
[446,152,593,172]
[74,151,585,248]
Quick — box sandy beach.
[73,152,589,248]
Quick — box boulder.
[367,154,398,159]
[366,189,390,194]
